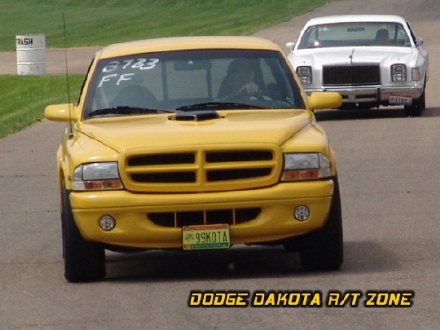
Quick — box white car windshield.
[298,22,412,49]
[84,49,305,118]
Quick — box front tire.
[61,185,106,282]
[284,176,343,271]
[404,83,426,117]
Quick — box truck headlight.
[391,64,407,82]
[296,66,313,85]
[281,153,330,181]
[72,162,123,191]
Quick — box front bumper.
[70,179,335,249]
[305,84,424,105]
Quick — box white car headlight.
[391,63,407,82]
[296,66,313,85]
[281,153,331,181]
[72,162,123,191]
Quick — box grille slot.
[148,208,261,227]
[206,151,273,162]
[131,172,196,183]
[323,65,380,86]
[128,153,195,166]
[207,168,272,181]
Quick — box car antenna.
[63,12,73,138]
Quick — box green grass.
[0,0,335,50]
[0,0,338,138]
[0,75,83,138]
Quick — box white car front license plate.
[182,224,230,250]
[389,95,412,106]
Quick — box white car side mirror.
[286,42,296,53]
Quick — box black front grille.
[148,208,261,227]
[124,149,276,190]
[323,65,380,86]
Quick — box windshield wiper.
[87,106,175,118]
[176,102,263,111]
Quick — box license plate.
[389,95,412,105]
[182,224,230,250]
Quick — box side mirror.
[44,103,79,122]
[308,92,342,110]
[415,37,424,47]
[286,41,296,53]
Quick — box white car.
[286,15,429,116]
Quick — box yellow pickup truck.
[45,36,343,282]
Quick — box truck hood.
[292,46,415,67]
[77,110,313,153]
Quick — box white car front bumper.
[305,84,424,106]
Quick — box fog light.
[99,215,116,231]
[294,206,310,221]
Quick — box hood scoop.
[173,110,220,121]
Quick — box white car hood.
[291,47,415,67]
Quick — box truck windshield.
[84,49,305,118]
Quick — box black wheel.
[61,185,106,282]
[300,177,343,270]
[284,176,343,271]
[404,84,426,117]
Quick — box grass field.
[0,0,336,138]
[0,0,334,50]
[0,75,84,138]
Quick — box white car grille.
[323,65,381,86]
